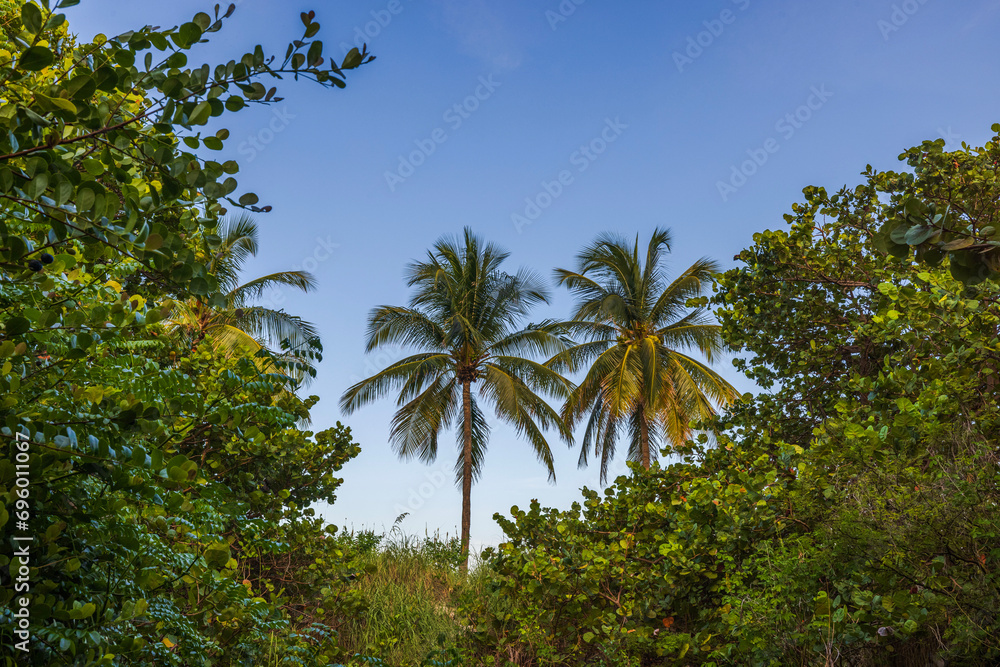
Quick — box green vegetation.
[0,1,372,664]
[333,528,465,664]
[2,0,999,665]
[459,135,1000,665]
[165,213,322,383]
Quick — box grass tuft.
[333,524,466,666]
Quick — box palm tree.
[550,227,738,482]
[340,228,572,569]
[166,214,322,382]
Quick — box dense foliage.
[0,1,374,664]
[465,131,1000,665]
[4,1,999,665]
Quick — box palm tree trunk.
[460,379,473,572]
[639,405,650,469]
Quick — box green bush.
[461,128,1000,666]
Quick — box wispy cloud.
[960,0,1000,35]
[435,0,523,70]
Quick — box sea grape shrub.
[465,129,1000,666]
[0,1,373,664]
[464,445,792,665]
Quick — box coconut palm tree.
[167,214,322,382]
[550,227,738,482]
[340,228,572,569]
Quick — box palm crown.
[167,214,321,382]
[340,228,572,567]
[551,227,738,481]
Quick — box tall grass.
[255,520,518,667]
[333,523,466,666]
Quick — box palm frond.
[649,257,719,328]
[248,304,316,338]
[365,306,447,353]
[490,320,570,359]
[340,353,451,413]
[389,375,459,465]
[210,213,261,291]
[231,271,318,304]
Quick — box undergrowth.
[332,520,468,667]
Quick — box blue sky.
[69,0,1000,549]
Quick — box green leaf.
[113,49,135,67]
[889,223,912,245]
[189,101,212,125]
[238,192,258,206]
[343,48,363,69]
[307,40,323,66]
[160,77,184,98]
[173,22,203,49]
[192,12,212,30]
[76,186,96,212]
[19,46,54,71]
[39,94,78,114]
[21,3,42,34]
[204,542,231,567]
[65,74,97,100]
[65,602,95,619]
[0,167,13,192]
[25,172,49,199]
[76,332,95,350]
[904,225,936,246]
[94,66,118,91]
[5,317,30,335]
[941,236,974,251]
[814,594,831,617]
